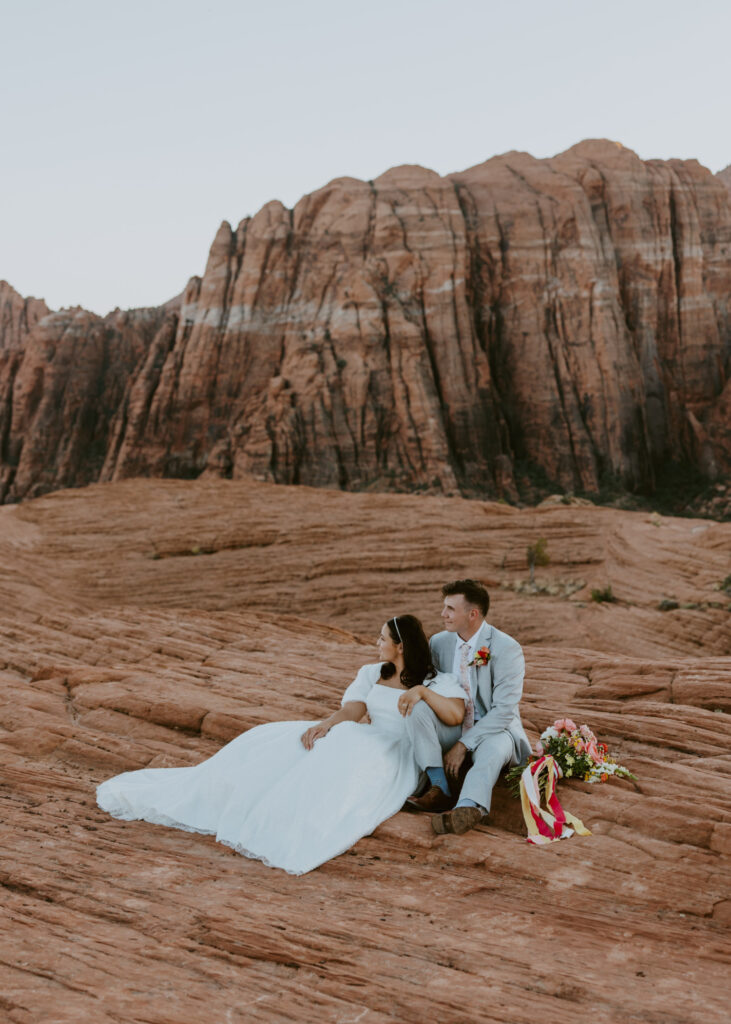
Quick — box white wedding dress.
[96,663,465,874]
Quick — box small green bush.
[527,537,550,585]
[527,537,550,567]
[591,585,616,603]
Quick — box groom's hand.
[445,741,468,779]
[301,723,330,750]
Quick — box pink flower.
[586,740,602,763]
[580,724,596,742]
[553,718,577,733]
[535,741,544,755]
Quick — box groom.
[405,578,531,835]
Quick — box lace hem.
[216,838,312,876]
[97,792,216,837]
[97,791,316,874]
[96,782,403,876]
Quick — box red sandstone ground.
[1,478,729,1023]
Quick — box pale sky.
[2,0,729,315]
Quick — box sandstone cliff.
[2,140,730,504]
[0,280,50,352]
[0,305,174,502]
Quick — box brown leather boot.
[431,806,484,835]
[405,785,455,813]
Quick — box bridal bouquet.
[507,717,635,796]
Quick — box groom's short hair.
[442,578,489,616]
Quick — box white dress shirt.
[451,623,486,721]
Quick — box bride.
[96,614,466,874]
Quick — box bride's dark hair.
[380,614,437,689]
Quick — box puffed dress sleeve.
[340,662,383,706]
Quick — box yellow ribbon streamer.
[519,755,592,844]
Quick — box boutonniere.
[470,646,490,667]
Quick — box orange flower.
[471,646,491,666]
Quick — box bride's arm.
[397,687,464,726]
[301,700,367,749]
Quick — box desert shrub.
[527,537,550,568]
[527,537,549,585]
[591,585,616,603]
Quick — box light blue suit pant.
[404,702,514,812]
[459,731,514,812]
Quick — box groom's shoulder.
[429,630,452,647]
[489,623,523,654]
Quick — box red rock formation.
[2,141,730,505]
[0,478,729,1022]
[0,306,175,502]
[0,280,49,351]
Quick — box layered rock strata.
[2,140,730,504]
[0,305,174,502]
[0,280,49,351]
[0,478,729,1022]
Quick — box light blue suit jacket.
[429,621,531,763]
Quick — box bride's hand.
[397,686,425,717]
[301,722,330,750]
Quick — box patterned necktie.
[458,641,475,733]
